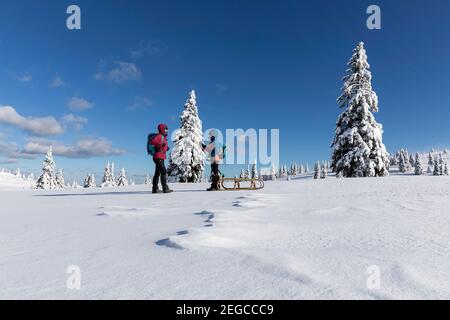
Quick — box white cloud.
[0,136,36,163]
[68,97,94,111]
[127,96,152,111]
[17,72,32,82]
[23,137,125,159]
[0,106,64,136]
[131,40,167,59]
[94,61,142,84]
[50,75,65,88]
[62,114,88,130]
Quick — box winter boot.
[163,186,173,193]
[152,186,161,194]
[207,174,221,191]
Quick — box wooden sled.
[219,177,264,191]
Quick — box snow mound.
[0,171,34,191]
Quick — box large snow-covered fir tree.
[330,42,389,178]
[35,146,58,190]
[168,90,205,182]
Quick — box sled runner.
[219,177,264,191]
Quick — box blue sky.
[1,0,450,182]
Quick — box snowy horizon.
[1,1,450,182]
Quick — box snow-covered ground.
[0,171,34,191]
[2,174,450,299]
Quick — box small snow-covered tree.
[433,159,440,176]
[390,155,398,166]
[27,173,34,182]
[84,174,96,188]
[101,162,116,187]
[398,153,407,173]
[320,164,327,179]
[71,180,82,189]
[56,169,66,188]
[438,154,444,175]
[251,161,258,179]
[414,153,423,175]
[35,146,58,190]
[144,174,151,185]
[270,164,277,181]
[428,153,434,166]
[168,90,205,182]
[239,168,246,179]
[117,168,128,187]
[314,161,320,179]
[90,174,96,187]
[427,165,432,174]
[444,162,449,176]
[330,42,389,177]
[409,154,415,168]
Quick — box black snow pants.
[210,162,221,190]
[153,158,168,190]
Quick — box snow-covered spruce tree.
[320,164,327,179]
[398,153,407,173]
[71,180,82,189]
[444,162,449,176]
[331,42,389,177]
[144,174,151,185]
[314,161,320,179]
[56,169,66,188]
[439,154,444,175]
[270,164,277,181]
[168,90,205,183]
[83,175,90,188]
[102,162,110,184]
[101,162,116,187]
[251,161,258,179]
[117,168,128,187]
[409,154,415,168]
[35,146,58,189]
[90,174,96,187]
[433,159,440,176]
[414,153,423,175]
[239,169,246,179]
[390,155,398,166]
[428,153,434,166]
